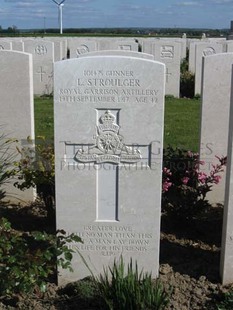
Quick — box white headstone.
[99,39,138,51]
[202,33,206,39]
[54,55,165,284]
[226,41,233,53]
[159,38,186,60]
[0,50,35,203]
[68,39,97,58]
[145,41,181,97]
[199,53,233,204]
[0,40,12,51]
[11,40,24,52]
[221,78,233,284]
[24,40,54,95]
[189,39,226,73]
[43,37,66,60]
[195,42,223,95]
[79,50,154,60]
[142,38,186,60]
[188,41,200,73]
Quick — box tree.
[7,25,18,33]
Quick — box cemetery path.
[0,204,233,309]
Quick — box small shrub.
[165,95,175,100]
[217,290,233,310]
[14,136,55,220]
[180,70,195,98]
[96,257,169,310]
[180,52,195,98]
[0,217,82,296]
[0,131,17,201]
[59,278,99,306]
[194,93,201,100]
[162,146,226,219]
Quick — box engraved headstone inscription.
[54,56,165,284]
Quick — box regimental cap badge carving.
[75,110,141,164]
[98,110,119,134]
[100,110,115,124]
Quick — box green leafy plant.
[0,217,82,296]
[96,256,169,310]
[162,146,226,219]
[180,51,195,98]
[0,131,17,201]
[180,70,195,98]
[217,290,233,310]
[14,136,55,220]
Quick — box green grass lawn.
[164,97,200,152]
[34,96,54,140]
[34,96,201,152]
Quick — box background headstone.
[79,50,154,60]
[43,37,67,60]
[24,39,54,95]
[0,40,12,51]
[195,42,223,95]
[0,50,35,203]
[54,55,165,284]
[189,41,200,73]
[143,41,181,97]
[98,39,139,51]
[68,38,97,58]
[11,40,24,52]
[199,53,233,204]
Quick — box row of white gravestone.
[1,36,228,98]
[187,39,231,95]
[0,48,164,283]
[2,48,233,285]
[0,39,55,96]
[54,50,233,286]
[0,37,183,97]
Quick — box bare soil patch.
[0,203,232,309]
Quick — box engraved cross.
[62,109,150,222]
[36,66,46,82]
[165,68,172,83]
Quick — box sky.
[0,0,232,30]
